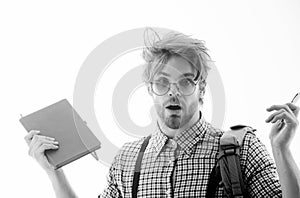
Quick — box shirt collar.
[149,111,208,157]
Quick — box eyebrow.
[158,72,195,78]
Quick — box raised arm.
[266,103,300,198]
[24,130,78,198]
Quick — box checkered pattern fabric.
[100,115,282,197]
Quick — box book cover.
[20,99,101,169]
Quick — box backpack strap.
[132,135,151,198]
[206,161,222,198]
[218,125,252,198]
[206,125,255,198]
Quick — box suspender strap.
[206,164,222,198]
[132,135,151,198]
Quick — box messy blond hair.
[142,28,213,102]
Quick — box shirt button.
[171,140,177,147]
[167,139,177,149]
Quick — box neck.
[158,111,201,139]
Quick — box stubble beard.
[165,114,181,129]
[163,102,198,130]
[156,100,199,130]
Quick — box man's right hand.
[24,131,78,198]
[24,130,59,173]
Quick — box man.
[25,30,300,197]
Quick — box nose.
[168,83,181,97]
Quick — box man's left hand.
[266,103,299,149]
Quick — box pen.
[291,92,300,104]
[278,92,300,127]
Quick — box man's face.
[149,55,201,129]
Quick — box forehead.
[155,55,196,79]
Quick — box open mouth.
[165,105,182,111]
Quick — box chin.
[165,115,181,129]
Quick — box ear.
[147,84,153,96]
[198,81,206,103]
[199,90,204,97]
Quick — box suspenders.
[132,135,151,198]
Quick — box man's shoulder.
[121,137,147,153]
[205,123,257,144]
[115,136,148,162]
[205,122,225,138]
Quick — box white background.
[1,0,300,197]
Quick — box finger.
[29,141,59,158]
[30,134,56,146]
[29,138,59,157]
[30,137,59,150]
[24,130,40,145]
[286,103,300,117]
[270,111,294,124]
[31,143,59,159]
[36,143,59,154]
[265,109,285,123]
[267,104,294,115]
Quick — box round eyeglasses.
[150,77,200,96]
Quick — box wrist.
[270,138,291,151]
[271,143,291,156]
[46,168,63,179]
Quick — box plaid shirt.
[100,115,282,197]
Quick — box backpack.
[206,125,256,198]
